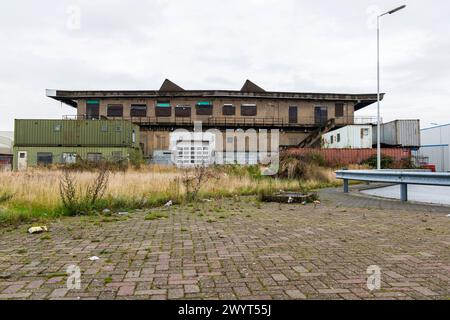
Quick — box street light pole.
[377,15,381,170]
[376,5,406,170]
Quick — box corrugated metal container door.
[396,120,420,147]
[381,120,420,147]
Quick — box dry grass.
[0,165,340,225]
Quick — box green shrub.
[362,155,394,168]
[0,191,14,204]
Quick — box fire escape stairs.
[298,118,336,148]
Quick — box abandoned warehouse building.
[44,79,381,166]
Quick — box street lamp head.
[388,5,406,15]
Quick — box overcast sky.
[1,0,449,131]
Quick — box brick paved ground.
[0,187,449,300]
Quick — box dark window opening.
[37,152,53,166]
[87,153,102,162]
[175,106,191,117]
[196,102,213,116]
[337,133,341,142]
[335,103,344,118]
[107,104,123,117]
[155,100,171,117]
[289,106,298,124]
[130,104,147,117]
[241,104,257,116]
[314,106,328,124]
[223,104,235,116]
[86,100,100,120]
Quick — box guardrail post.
[343,179,349,193]
[400,183,408,202]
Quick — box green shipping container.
[13,146,139,171]
[14,119,140,148]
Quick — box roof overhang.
[46,89,383,111]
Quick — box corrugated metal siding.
[12,146,137,170]
[418,146,450,172]
[374,120,420,147]
[14,120,139,148]
[420,124,450,171]
[285,148,411,166]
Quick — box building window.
[132,129,136,143]
[37,152,53,166]
[115,125,122,132]
[337,133,341,143]
[107,104,124,117]
[335,103,344,118]
[19,152,26,159]
[62,153,77,164]
[101,124,108,132]
[223,104,235,116]
[111,151,123,161]
[155,100,171,117]
[175,106,191,117]
[87,153,102,162]
[241,104,257,116]
[130,104,147,117]
[196,102,213,116]
[361,128,369,139]
[86,100,100,120]
[330,136,334,144]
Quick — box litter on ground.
[28,226,48,234]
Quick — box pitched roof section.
[159,79,185,92]
[240,80,266,93]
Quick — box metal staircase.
[298,118,336,148]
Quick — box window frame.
[107,104,124,117]
[335,103,344,118]
[37,152,53,166]
[241,104,257,117]
[175,105,192,118]
[195,102,213,116]
[223,104,236,116]
[130,104,147,117]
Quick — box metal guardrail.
[335,170,450,202]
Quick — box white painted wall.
[322,125,372,149]
[419,124,450,172]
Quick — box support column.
[400,183,408,202]
[343,179,349,193]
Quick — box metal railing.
[63,115,380,127]
[335,170,450,202]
